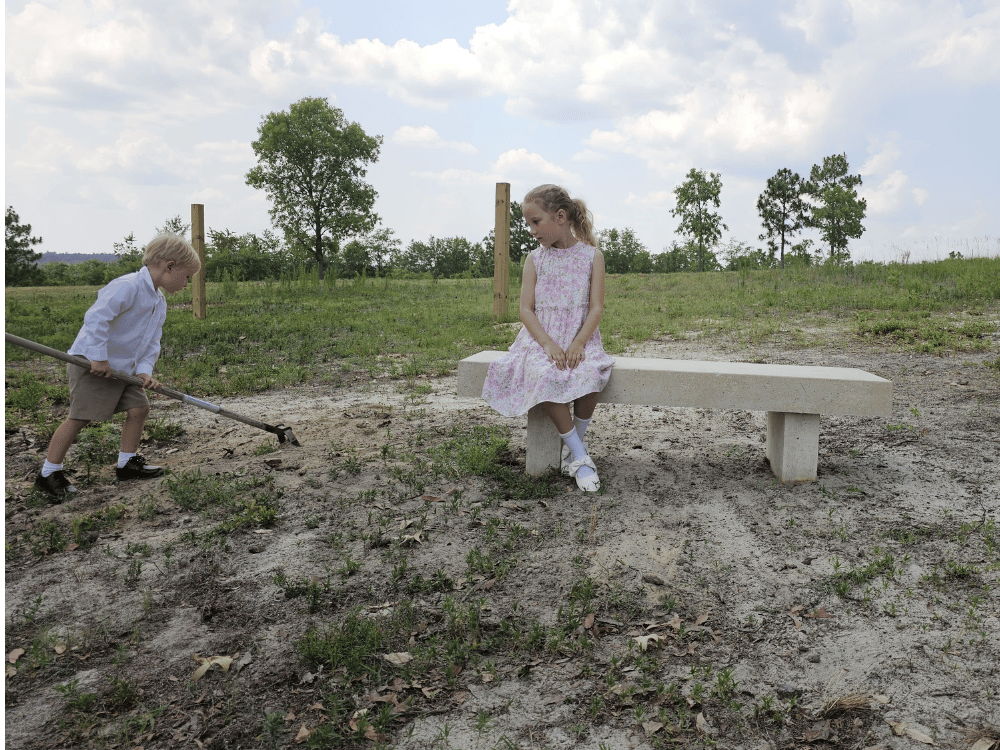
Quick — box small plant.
[253,439,278,456]
[54,679,98,712]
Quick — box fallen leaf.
[871,694,890,706]
[294,724,311,743]
[789,614,803,630]
[285,710,296,722]
[887,720,935,745]
[642,721,665,736]
[384,652,413,665]
[309,702,324,711]
[400,531,424,546]
[54,644,66,655]
[805,606,834,619]
[64,543,79,552]
[6,665,17,678]
[8,649,25,664]
[191,655,233,682]
[634,634,665,651]
[234,651,253,673]
[696,712,710,735]
[971,739,999,750]
[452,691,467,704]
[584,613,595,629]
[667,614,682,631]
[695,613,710,626]
[481,673,494,683]
[422,495,443,502]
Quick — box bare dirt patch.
[5,337,999,750]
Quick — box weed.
[296,611,386,677]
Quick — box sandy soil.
[5,333,999,749]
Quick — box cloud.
[861,170,910,216]
[392,126,476,154]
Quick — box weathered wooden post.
[191,204,207,320]
[493,183,510,321]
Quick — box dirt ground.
[5,331,1000,750]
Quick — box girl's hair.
[143,232,202,272]
[523,184,595,246]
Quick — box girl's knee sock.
[560,429,595,479]
[573,415,591,441]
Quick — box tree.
[757,168,807,269]
[671,168,728,272]
[481,201,538,264]
[804,153,866,265]
[6,207,44,286]
[246,97,382,280]
[157,215,191,237]
[597,227,649,274]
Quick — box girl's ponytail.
[524,184,596,247]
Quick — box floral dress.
[483,242,614,416]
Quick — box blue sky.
[5,0,999,264]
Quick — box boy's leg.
[119,405,151,454]
[117,405,163,479]
[45,418,90,464]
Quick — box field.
[5,261,1000,750]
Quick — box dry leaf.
[309,702,324,711]
[383,652,413,665]
[667,614,682,631]
[696,712,710,734]
[6,665,17,678]
[285,710,296,722]
[805,606,834,619]
[294,724,311,743]
[191,655,233,682]
[422,495,443,502]
[481,672,494,683]
[789,613,803,629]
[64,543,78,552]
[234,651,253,673]
[633,634,665,651]
[584,613,595,629]
[642,721,665,736]
[54,644,66,655]
[887,720,935,745]
[400,531,424,546]
[971,739,999,750]
[8,649,25,664]
[695,613,710,626]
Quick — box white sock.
[573,415,591,441]
[41,461,63,478]
[560,429,595,479]
[118,452,136,468]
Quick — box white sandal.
[567,456,600,492]
[561,441,587,476]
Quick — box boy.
[34,233,201,499]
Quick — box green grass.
[6,257,997,398]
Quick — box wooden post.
[493,183,511,321]
[191,204,207,320]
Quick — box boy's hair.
[524,184,596,246]
[143,233,201,272]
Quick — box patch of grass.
[144,417,185,442]
[296,611,386,677]
[855,311,995,354]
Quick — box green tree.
[805,153,866,265]
[5,206,44,286]
[757,168,807,269]
[671,168,728,272]
[207,228,289,281]
[157,215,191,237]
[597,227,648,274]
[245,97,382,280]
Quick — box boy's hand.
[137,373,161,390]
[90,360,112,378]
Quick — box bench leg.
[526,404,562,476]
[766,412,820,484]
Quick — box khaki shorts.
[67,364,149,421]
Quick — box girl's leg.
[542,401,574,435]
[573,391,600,421]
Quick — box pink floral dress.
[483,242,614,417]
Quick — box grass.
[6,256,998,398]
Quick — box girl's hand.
[565,341,586,369]
[542,340,567,370]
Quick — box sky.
[5,0,999,265]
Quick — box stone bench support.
[457,352,892,484]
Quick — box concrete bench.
[457,351,892,484]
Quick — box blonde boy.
[34,233,201,499]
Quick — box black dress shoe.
[34,470,78,501]
[115,455,164,480]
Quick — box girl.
[482,184,614,492]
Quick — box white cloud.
[861,170,910,216]
[912,188,929,207]
[392,126,476,154]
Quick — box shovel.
[5,333,301,446]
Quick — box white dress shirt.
[68,265,167,376]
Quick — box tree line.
[6,96,869,287]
